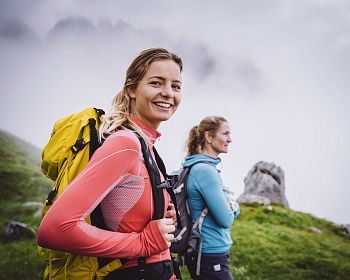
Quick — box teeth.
[155,102,171,108]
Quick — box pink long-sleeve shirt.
[37,117,171,270]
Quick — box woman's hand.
[166,203,177,227]
[156,218,175,247]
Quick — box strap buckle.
[71,138,87,154]
[157,175,179,189]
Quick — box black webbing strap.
[137,256,147,280]
[153,147,182,229]
[136,134,165,220]
[88,117,106,229]
[87,115,115,269]
[88,119,100,159]
[132,133,166,280]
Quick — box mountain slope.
[0,130,51,279]
[0,129,51,202]
[229,204,350,280]
[180,204,350,280]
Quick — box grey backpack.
[170,163,212,276]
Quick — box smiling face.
[128,59,182,129]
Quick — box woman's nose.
[161,84,174,98]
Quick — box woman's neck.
[202,147,219,158]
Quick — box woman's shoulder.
[190,162,217,175]
[99,129,141,153]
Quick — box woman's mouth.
[154,102,172,109]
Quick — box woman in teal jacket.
[183,116,240,280]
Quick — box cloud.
[0,17,40,44]
[47,16,96,40]
[41,15,262,91]
[1,0,349,225]
[233,58,264,93]
[183,45,217,80]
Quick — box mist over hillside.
[1,1,350,226]
[0,129,41,165]
[0,129,50,202]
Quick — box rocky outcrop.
[2,221,36,240]
[305,226,322,234]
[238,161,289,207]
[340,224,350,237]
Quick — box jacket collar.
[129,116,161,144]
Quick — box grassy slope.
[1,130,349,279]
[0,130,51,279]
[230,204,350,280]
[180,204,350,280]
[0,129,50,202]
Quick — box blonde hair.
[99,48,183,142]
[186,116,228,156]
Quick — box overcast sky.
[1,0,349,225]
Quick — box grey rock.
[340,224,350,236]
[237,193,271,205]
[305,226,322,234]
[242,161,289,207]
[2,221,36,240]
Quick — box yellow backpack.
[39,107,122,280]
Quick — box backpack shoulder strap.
[186,161,217,276]
[134,133,165,220]
[153,147,183,229]
[153,146,167,178]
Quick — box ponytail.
[186,125,203,156]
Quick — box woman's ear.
[127,87,136,98]
[204,131,212,144]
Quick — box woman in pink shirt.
[37,48,183,279]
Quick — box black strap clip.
[45,186,57,206]
[71,138,87,154]
[157,175,179,190]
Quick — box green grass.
[0,129,51,203]
[177,204,350,280]
[0,239,44,280]
[229,204,350,280]
[0,130,50,280]
[0,201,44,280]
[0,199,45,280]
[1,130,350,279]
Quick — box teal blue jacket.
[183,154,238,254]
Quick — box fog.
[1,0,349,225]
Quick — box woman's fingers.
[166,203,177,226]
[162,218,176,232]
[156,218,176,247]
[167,203,175,211]
[165,233,175,246]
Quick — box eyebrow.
[148,75,182,84]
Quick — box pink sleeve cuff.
[142,220,168,256]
